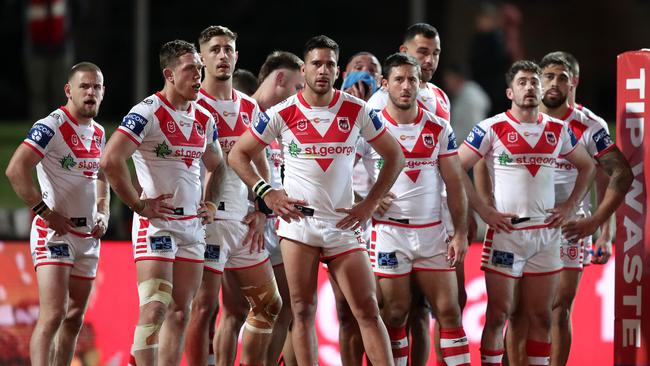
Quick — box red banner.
[615,50,650,365]
[0,241,614,365]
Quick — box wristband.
[32,200,49,216]
[255,196,273,216]
[253,179,272,198]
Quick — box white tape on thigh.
[138,278,173,306]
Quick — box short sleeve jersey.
[554,107,614,206]
[464,111,578,225]
[117,92,216,218]
[250,90,386,222]
[367,82,451,121]
[266,139,284,189]
[377,108,458,224]
[197,89,259,220]
[23,107,105,229]
[354,137,382,198]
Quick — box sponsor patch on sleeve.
[447,130,458,150]
[369,109,383,131]
[212,120,218,141]
[465,125,486,150]
[26,123,55,149]
[254,111,270,134]
[592,128,613,153]
[567,127,578,146]
[120,113,148,136]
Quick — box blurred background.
[0,0,649,239]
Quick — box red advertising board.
[0,241,614,365]
[615,50,650,365]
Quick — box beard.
[389,94,415,110]
[542,91,567,109]
[514,95,539,109]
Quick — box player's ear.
[399,44,408,53]
[334,66,340,82]
[275,70,285,86]
[505,87,514,101]
[64,83,72,99]
[163,68,174,84]
[381,78,388,88]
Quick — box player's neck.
[509,106,539,124]
[64,102,92,125]
[302,87,334,107]
[252,84,273,111]
[540,102,570,120]
[386,104,419,124]
[160,84,192,111]
[202,77,233,100]
[419,80,429,89]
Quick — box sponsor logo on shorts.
[491,250,514,268]
[150,236,173,252]
[205,244,220,261]
[377,251,398,269]
[48,244,71,259]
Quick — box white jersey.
[118,92,217,218]
[266,139,284,189]
[354,137,381,198]
[197,89,258,220]
[376,108,458,224]
[554,107,614,208]
[24,107,105,232]
[251,90,386,222]
[464,111,578,227]
[367,82,451,121]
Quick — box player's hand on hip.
[242,211,266,253]
[545,201,575,228]
[591,236,612,265]
[335,197,377,230]
[561,216,598,242]
[447,234,469,267]
[139,194,175,220]
[375,192,396,217]
[46,211,76,236]
[91,212,109,239]
[263,189,306,223]
[476,204,516,233]
[198,201,216,225]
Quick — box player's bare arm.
[439,154,469,266]
[546,143,595,228]
[201,140,226,224]
[458,144,516,233]
[6,144,75,234]
[229,130,305,221]
[100,132,175,219]
[91,170,110,239]
[336,131,404,230]
[563,146,632,254]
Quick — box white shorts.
[30,217,100,279]
[265,217,283,267]
[440,192,455,237]
[481,226,562,278]
[560,236,586,270]
[132,213,205,263]
[583,235,594,267]
[370,219,452,277]
[204,219,269,273]
[277,216,366,261]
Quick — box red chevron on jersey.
[197,89,253,138]
[154,104,209,167]
[492,116,563,176]
[279,93,361,172]
[58,121,103,159]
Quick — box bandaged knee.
[241,278,282,334]
[132,278,173,351]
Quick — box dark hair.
[382,53,421,80]
[232,69,258,96]
[68,62,102,81]
[345,51,376,69]
[198,25,238,46]
[404,23,439,43]
[258,51,303,83]
[159,40,197,72]
[539,53,574,77]
[505,60,541,87]
[544,51,579,77]
[303,35,339,61]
